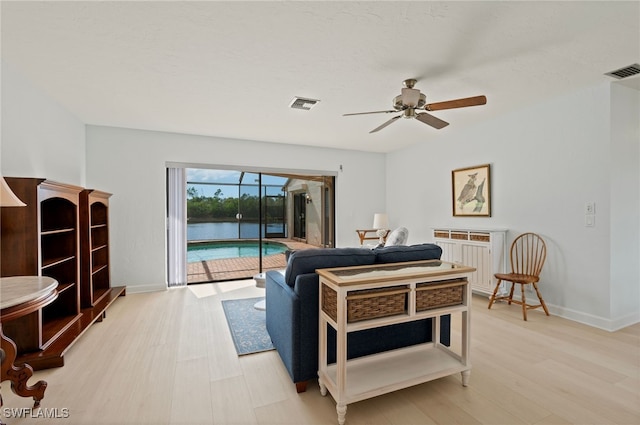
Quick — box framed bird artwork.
[452,164,491,217]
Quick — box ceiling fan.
[344,79,487,133]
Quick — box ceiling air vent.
[605,63,640,79]
[289,97,320,110]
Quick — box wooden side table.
[355,229,389,246]
[1,276,58,409]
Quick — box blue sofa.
[265,243,449,392]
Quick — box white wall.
[85,126,386,292]
[609,82,640,325]
[387,81,639,330]
[1,61,85,184]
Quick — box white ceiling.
[2,1,639,153]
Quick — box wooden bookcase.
[80,190,112,308]
[1,178,82,354]
[1,178,125,370]
[38,180,83,349]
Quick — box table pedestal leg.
[0,324,47,408]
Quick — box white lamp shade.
[372,213,389,229]
[0,177,26,207]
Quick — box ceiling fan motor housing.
[403,109,416,119]
[393,91,426,110]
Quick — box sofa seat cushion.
[284,248,376,287]
[374,243,442,264]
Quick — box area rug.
[221,297,275,356]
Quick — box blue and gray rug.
[222,297,275,356]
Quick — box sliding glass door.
[179,168,335,284]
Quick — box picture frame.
[452,164,491,217]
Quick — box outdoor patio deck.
[187,239,318,283]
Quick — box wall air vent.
[605,63,640,79]
[289,97,320,110]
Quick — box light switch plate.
[585,214,595,227]
[585,202,595,214]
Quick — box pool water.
[187,240,288,263]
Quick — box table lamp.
[1,177,26,207]
[372,213,389,245]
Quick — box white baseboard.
[547,304,640,332]
[123,283,167,294]
[480,291,640,332]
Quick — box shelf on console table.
[317,260,475,425]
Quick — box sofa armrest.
[265,270,297,379]
[265,269,295,320]
[265,269,290,298]
[265,270,321,384]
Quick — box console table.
[317,260,475,425]
[1,276,58,409]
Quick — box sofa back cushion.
[374,243,442,264]
[284,248,376,287]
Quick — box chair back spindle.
[510,232,546,277]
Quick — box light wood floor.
[3,280,639,425]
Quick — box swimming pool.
[187,240,288,263]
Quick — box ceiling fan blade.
[425,95,487,111]
[416,112,449,129]
[370,115,402,133]
[343,110,397,116]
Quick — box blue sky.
[186,168,287,198]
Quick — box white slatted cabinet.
[432,228,507,295]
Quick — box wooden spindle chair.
[488,232,549,320]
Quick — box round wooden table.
[1,276,58,409]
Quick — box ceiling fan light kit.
[344,79,487,133]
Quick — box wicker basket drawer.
[322,284,409,323]
[434,230,450,238]
[416,278,466,311]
